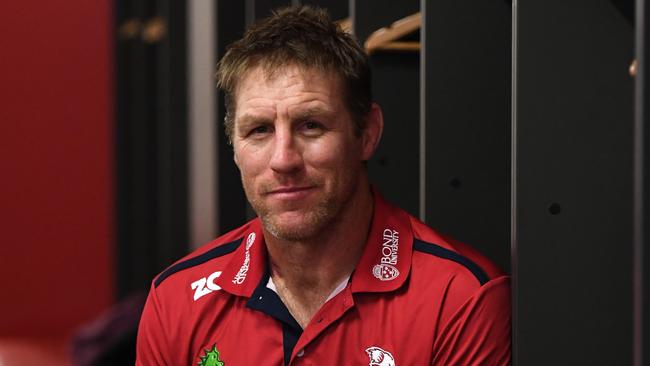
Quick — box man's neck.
[264,183,374,328]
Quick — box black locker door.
[514,0,634,363]
[353,0,421,218]
[423,0,511,273]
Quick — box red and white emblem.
[372,263,400,281]
[366,346,396,366]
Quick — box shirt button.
[296,349,305,357]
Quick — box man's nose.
[268,130,303,174]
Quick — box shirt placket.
[288,287,355,365]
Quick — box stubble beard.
[245,175,358,242]
[258,195,338,241]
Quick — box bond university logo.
[233,232,255,284]
[372,228,400,281]
[366,346,396,366]
[191,271,222,301]
[198,344,225,366]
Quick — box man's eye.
[249,125,270,135]
[301,121,325,136]
[305,121,319,129]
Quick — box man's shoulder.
[151,219,257,291]
[403,215,510,328]
[407,215,506,287]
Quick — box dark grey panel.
[299,0,348,20]
[155,0,190,282]
[351,0,420,217]
[424,0,511,272]
[367,53,420,217]
[515,0,633,364]
[635,0,650,363]
[215,0,248,233]
[245,0,291,26]
[115,0,189,298]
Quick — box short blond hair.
[216,5,372,143]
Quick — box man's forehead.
[237,63,340,91]
[232,64,345,117]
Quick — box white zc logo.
[191,271,222,301]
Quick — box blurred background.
[0,0,648,365]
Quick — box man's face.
[232,65,367,241]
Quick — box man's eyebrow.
[236,114,273,129]
[291,106,335,120]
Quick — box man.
[136,6,510,365]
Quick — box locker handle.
[117,16,166,44]
[142,16,166,44]
[118,18,142,40]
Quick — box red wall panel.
[0,1,114,337]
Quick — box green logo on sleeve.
[198,344,225,366]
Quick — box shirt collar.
[216,190,414,297]
[217,218,268,297]
[349,190,413,293]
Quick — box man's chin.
[260,211,326,241]
[264,223,315,242]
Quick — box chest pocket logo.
[365,346,396,366]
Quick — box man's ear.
[233,149,240,167]
[361,103,384,161]
[232,139,240,167]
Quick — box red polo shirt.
[136,193,511,365]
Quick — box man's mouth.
[265,185,316,200]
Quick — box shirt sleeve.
[432,276,511,366]
[136,283,170,366]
